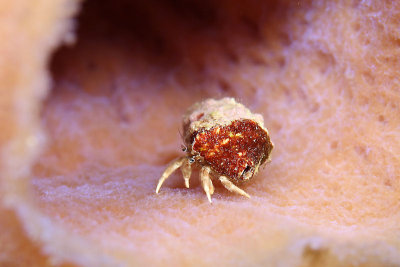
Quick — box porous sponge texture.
[1,0,400,266]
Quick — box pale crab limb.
[200,166,214,203]
[209,179,215,195]
[156,156,186,194]
[206,168,215,195]
[219,176,251,199]
[181,158,192,188]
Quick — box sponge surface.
[2,0,400,266]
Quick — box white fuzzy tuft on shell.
[183,98,266,133]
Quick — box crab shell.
[182,98,274,184]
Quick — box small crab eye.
[189,157,195,164]
[181,145,187,152]
[242,165,252,180]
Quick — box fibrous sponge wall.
[1,0,400,266]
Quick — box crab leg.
[200,166,214,203]
[219,176,251,199]
[181,158,192,188]
[156,156,186,194]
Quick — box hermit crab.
[156,98,273,202]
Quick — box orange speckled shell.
[183,98,273,183]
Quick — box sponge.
[1,0,399,266]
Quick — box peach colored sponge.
[1,0,399,266]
